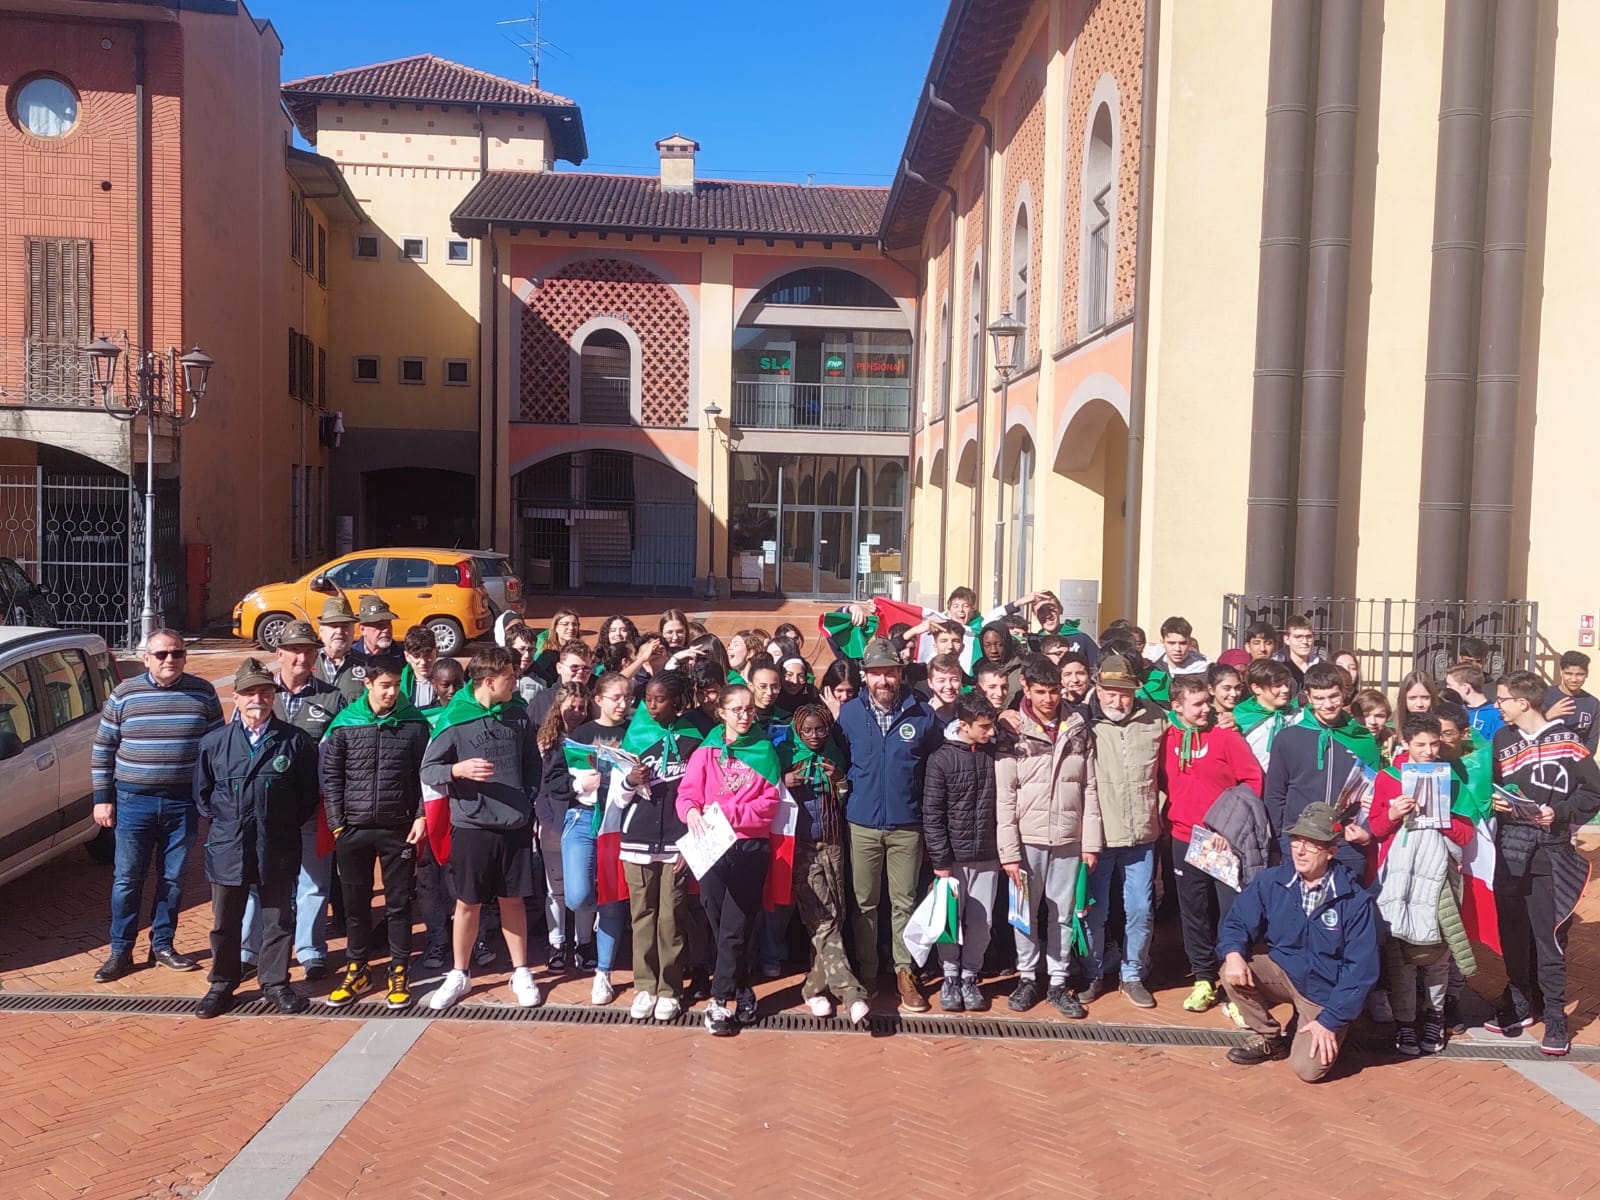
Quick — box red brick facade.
[1001,35,1048,368]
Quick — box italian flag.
[1453,733,1500,954]
[819,597,930,661]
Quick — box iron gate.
[0,467,179,647]
[1221,594,1540,691]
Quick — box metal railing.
[731,379,911,433]
[1221,594,1540,692]
[0,335,177,413]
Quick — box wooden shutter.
[24,237,92,403]
[288,327,299,398]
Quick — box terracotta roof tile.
[452,171,887,242]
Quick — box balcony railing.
[0,338,97,408]
[732,379,911,433]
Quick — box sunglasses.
[148,649,187,661]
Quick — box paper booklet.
[1492,783,1548,826]
[678,800,738,879]
[1008,875,1032,935]
[1184,824,1241,891]
[1401,762,1453,830]
[1335,760,1378,822]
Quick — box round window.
[13,76,79,138]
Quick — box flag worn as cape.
[1234,696,1296,746]
[591,708,707,905]
[1305,712,1383,771]
[429,686,527,737]
[1452,730,1501,952]
[423,687,527,862]
[1136,667,1171,706]
[702,722,797,910]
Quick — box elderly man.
[1216,801,1379,1082]
[91,629,223,982]
[194,658,320,1018]
[240,620,346,980]
[1083,653,1166,1009]
[356,593,398,657]
[315,596,366,703]
[835,636,943,1012]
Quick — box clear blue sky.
[267,0,944,185]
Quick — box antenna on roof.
[497,1,566,90]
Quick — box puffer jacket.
[1090,697,1165,847]
[997,705,1102,860]
[1203,784,1276,887]
[922,733,999,867]
[321,718,430,831]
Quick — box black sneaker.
[939,976,965,1012]
[196,983,235,1020]
[1420,1011,1446,1054]
[688,968,713,1002]
[1008,977,1041,1012]
[472,939,498,969]
[1395,1023,1421,1057]
[1226,1035,1289,1066]
[264,984,310,1015]
[704,999,737,1037]
[1443,994,1467,1036]
[419,943,448,971]
[734,987,758,1025]
[1484,1007,1535,1037]
[575,942,599,972]
[1047,984,1087,1020]
[93,951,134,984]
[1541,1018,1571,1057]
[959,977,987,1012]
[546,943,568,972]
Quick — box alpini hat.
[319,596,356,624]
[356,594,399,624]
[1096,653,1139,691]
[1283,801,1342,844]
[276,620,319,648]
[234,657,280,693]
[860,637,904,670]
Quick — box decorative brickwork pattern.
[517,258,690,426]
[1061,0,1144,342]
[1002,70,1047,366]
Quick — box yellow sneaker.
[385,963,412,1009]
[326,962,370,1008]
[1182,979,1218,1013]
[1222,1000,1246,1028]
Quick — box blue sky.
[268,0,945,185]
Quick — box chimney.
[655,133,699,192]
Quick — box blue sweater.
[836,689,944,829]
[91,672,224,805]
[1215,861,1379,1033]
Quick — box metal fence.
[1221,595,1540,691]
[731,380,911,432]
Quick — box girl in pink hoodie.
[676,685,782,1035]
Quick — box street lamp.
[84,334,214,645]
[986,309,1025,606]
[703,402,723,601]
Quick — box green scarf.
[323,690,429,740]
[820,610,878,660]
[621,704,703,766]
[701,723,782,785]
[1308,711,1382,770]
[1166,710,1204,771]
[1057,618,1082,635]
[783,733,848,780]
[1234,696,1296,747]
[727,669,747,687]
[1137,667,1171,706]
[429,685,527,738]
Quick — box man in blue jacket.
[1216,801,1379,1082]
[835,638,943,1012]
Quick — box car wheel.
[426,616,466,656]
[255,611,293,652]
[86,827,115,865]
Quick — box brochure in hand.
[1401,762,1454,831]
[1335,760,1378,822]
[1492,783,1547,825]
[678,800,738,879]
[1183,824,1241,891]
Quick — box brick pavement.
[0,1013,351,1200]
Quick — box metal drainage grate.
[1,991,1595,1062]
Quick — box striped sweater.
[91,673,224,804]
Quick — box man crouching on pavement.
[193,658,320,1018]
[1215,801,1378,1082]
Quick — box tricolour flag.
[1452,732,1500,953]
[762,786,799,911]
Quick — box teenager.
[1545,651,1599,754]
[1244,621,1280,662]
[1235,658,1298,772]
[400,626,438,709]
[532,683,592,973]
[920,653,966,723]
[1059,653,1093,721]
[1350,688,1396,766]
[1444,661,1504,743]
[1207,662,1245,731]
[1030,593,1100,667]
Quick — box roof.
[451,171,888,243]
[880,0,1037,250]
[0,627,106,652]
[285,147,366,224]
[281,54,587,165]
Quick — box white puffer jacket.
[1376,826,1459,945]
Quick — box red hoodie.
[1160,721,1264,844]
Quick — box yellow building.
[893,0,1590,682]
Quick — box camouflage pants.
[794,840,868,1004]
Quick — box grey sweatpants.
[936,861,1001,978]
[1014,843,1082,985]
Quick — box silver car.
[471,551,524,623]
[0,627,119,886]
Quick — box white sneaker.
[653,994,681,1021]
[510,967,543,1008]
[591,971,616,1006]
[848,1000,872,1026]
[630,989,656,1020]
[1368,988,1395,1024]
[428,969,471,1011]
[807,995,834,1018]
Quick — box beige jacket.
[1089,699,1165,848]
[996,706,1102,860]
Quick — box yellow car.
[233,548,493,655]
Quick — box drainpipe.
[1292,0,1364,601]
[928,85,994,603]
[486,221,500,550]
[1464,0,1539,605]
[134,25,150,359]
[1415,0,1491,603]
[904,161,960,603]
[1122,0,1160,621]
[1243,0,1317,599]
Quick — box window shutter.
[24,236,92,402]
[288,327,299,398]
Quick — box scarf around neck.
[1308,711,1381,770]
[702,723,782,785]
[1166,710,1204,771]
[429,685,526,737]
[324,690,428,739]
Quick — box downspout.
[904,160,960,602]
[1122,0,1161,621]
[1464,0,1539,604]
[135,24,150,358]
[1415,0,1491,603]
[1292,0,1364,600]
[1243,0,1317,598]
[477,103,489,174]
[927,85,994,602]
[487,221,500,550]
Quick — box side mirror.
[309,574,336,595]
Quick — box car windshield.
[324,558,379,590]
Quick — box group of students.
[171,588,1600,1063]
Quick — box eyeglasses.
[148,649,187,661]
[722,706,755,716]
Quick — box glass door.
[780,509,816,595]
[816,507,855,598]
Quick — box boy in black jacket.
[321,655,431,1010]
[921,691,1001,1013]
[1484,671,1600,1055]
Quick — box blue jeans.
[561,805,627,972]
[242,821,330,966]
[109,790,197,956]
[1083,842,1157,983]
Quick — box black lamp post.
[986,309,1024,605]
[703,402,723,600]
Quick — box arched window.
[937,298,951,418]
[751,267,896,309]
[578,328,634,425]
[1009,434,1035,595]
[1082,101,1116,333]
[1012,203,1031,347]
[967,265,983,399]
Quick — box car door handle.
[417,592,432,599]
[34,751,55,771]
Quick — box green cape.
[701,722,782,785]
[1305,711,1382,770]
[429,685,527,738]
[323,691,429,740]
